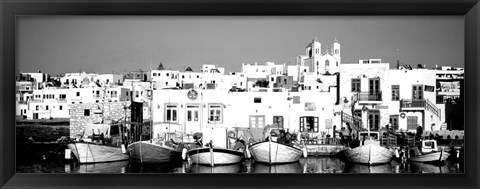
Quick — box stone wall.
[69,101,131,139]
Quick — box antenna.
[396,49,400,69]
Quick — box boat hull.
[187,147,244,166]
[344,144,394,165]
[127,141,183,164]
[249,141,303,164]
[409,151,450,164]
[67,143,129,164]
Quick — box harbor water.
[16,146,463,174]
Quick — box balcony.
[401,99,441,119]
[354,92,382,104]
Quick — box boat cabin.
[358,131,380,141]
[419,140,438,153]
[358,131,380,145]
[82,123,123,146]
[152,122,184,143]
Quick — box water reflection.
[18,156,463,174]
[409,162,451,173]
[345,162,397,174]
[72,161,129,173]
[188,163,243,173]
[300,157,345,173]
[250,162,302,173]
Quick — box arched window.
[325,60,330,66]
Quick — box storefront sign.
[424,85,435,92]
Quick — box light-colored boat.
[248,126,307,164]
[249,140,304,164]
[187,147,244,166]
[408,140,450,164]
[187,127,245,166]
[344,131,394,165]
[127,122,185,164]
[67,123,129,164]
[68,142,129,164]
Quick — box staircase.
[400,99,441,119]
[425,99,441,119]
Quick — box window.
[182,75,185,79]
[407,116,418,130]
[45,105,49,110]
[412,85,423,100]
[36,105,39,110]
[254,97,262,103]
[84,109,90,116]
[351,79,361,92]
[300,117,319,133]
[59,105,63,110]
[325,60,330,66]
[336,61,338,66]
[76,92,80,96]
[167,73,170,77]
[165,105,178,122]
[367,110,380,131]
[59,94,66,99]
[197,75,199,78]
[271,78,274,82]
[208,104,223,123]
[153,73,157,76]
[284,79,287,84]
[273,116,284,128]
[335,49,339,54]
[389,115,399,130]
[136,91,139,98]
[392,85,400,101]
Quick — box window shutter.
[314,117,319,132]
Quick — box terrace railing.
[354,91,382,102]
[401,99,441,119]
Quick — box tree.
[254,80,269,88]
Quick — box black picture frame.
[1,0,479,189]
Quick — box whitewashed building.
[297,37,341,75]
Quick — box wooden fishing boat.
[249,140,304,164]
[67,123,129,164]
[248,126,307,164]
[408,140,450,164]
[187,147,244,166]
[187,128,246,166]
[68,142,129,164]
[344,131,394,165]
[127,122,186,164]
[128,140,183,164]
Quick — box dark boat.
[128,122,185,164]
